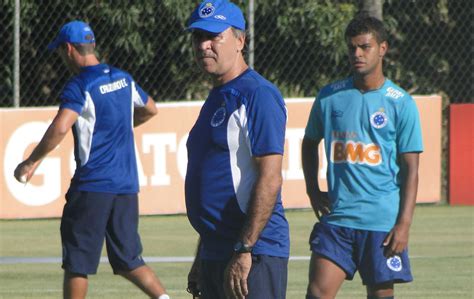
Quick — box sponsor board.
[0,96,442,219]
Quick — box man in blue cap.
[184,1,290,298]
[14,20,170,299]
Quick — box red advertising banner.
[449,104,474,205]
[0,96,442,219]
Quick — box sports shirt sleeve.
[397,95,424,153]
[304,94,324,142]
[131,79,149,107]
[247,86,287,156]
[59,78,85,114]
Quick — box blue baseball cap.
[48,20,95,50]
[187,0,246,34]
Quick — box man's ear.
[237,34,245,52]
[64,42,74,56]
[379,41,388,57]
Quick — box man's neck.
[72,55,100,73]
[80,55,100,68]
[353,71,385,92]
[213,60,249,87]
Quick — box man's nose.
[198,38,212,51]
[353,47,363,57]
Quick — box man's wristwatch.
[233,241,253,254]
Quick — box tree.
[1,0,471,106]
[359,0,384,20]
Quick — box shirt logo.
[331,140,382,166]
[99,78,128,94]
[211,107,226,127]
[387,255,403,272]
[331,110,343,118]
[330,79,349,91]
[370,111,388,129]
[385,87,404,99]
[199,3,215,18]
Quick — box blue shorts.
[60,191,145,275]
[200,255,288,299]
[309,222,413,285]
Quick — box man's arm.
[14,108,78,182]
[383,152,420,257]
[134,96,157,127]
[301,136,330,219]
[239,154,283,245]
[224,154,282,299]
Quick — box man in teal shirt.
[302,15,423,299]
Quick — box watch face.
[233,241,252,253]
[233,241,243,251]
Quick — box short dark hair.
[72,43,95,55]
[60,42,95,55]
[345,15,388,44]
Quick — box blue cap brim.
[47,38,61,51]
[186,20,231,34]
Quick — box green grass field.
[1,205,473,298]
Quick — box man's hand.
[383,222,410,257]
[224,253,252,299]
[302,136,329,220]
[308,190,331,220]
[14,159,41,183]
[383,152,419,257]
[13,107,78,185]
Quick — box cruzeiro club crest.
[211,107,226,127]
[199,2,215,18]
[370,109,388,129]
[386,255,403,272]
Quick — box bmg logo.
[331,140,382,166]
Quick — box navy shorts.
[200,255,288,299]
[60,191,145,275]
[309,222,413,286]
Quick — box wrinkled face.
[347,33,387,76]
[191,27,244,78]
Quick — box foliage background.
[1,0,472,107]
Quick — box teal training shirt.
[305,77,423,232]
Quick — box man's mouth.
[353,61,365,67]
